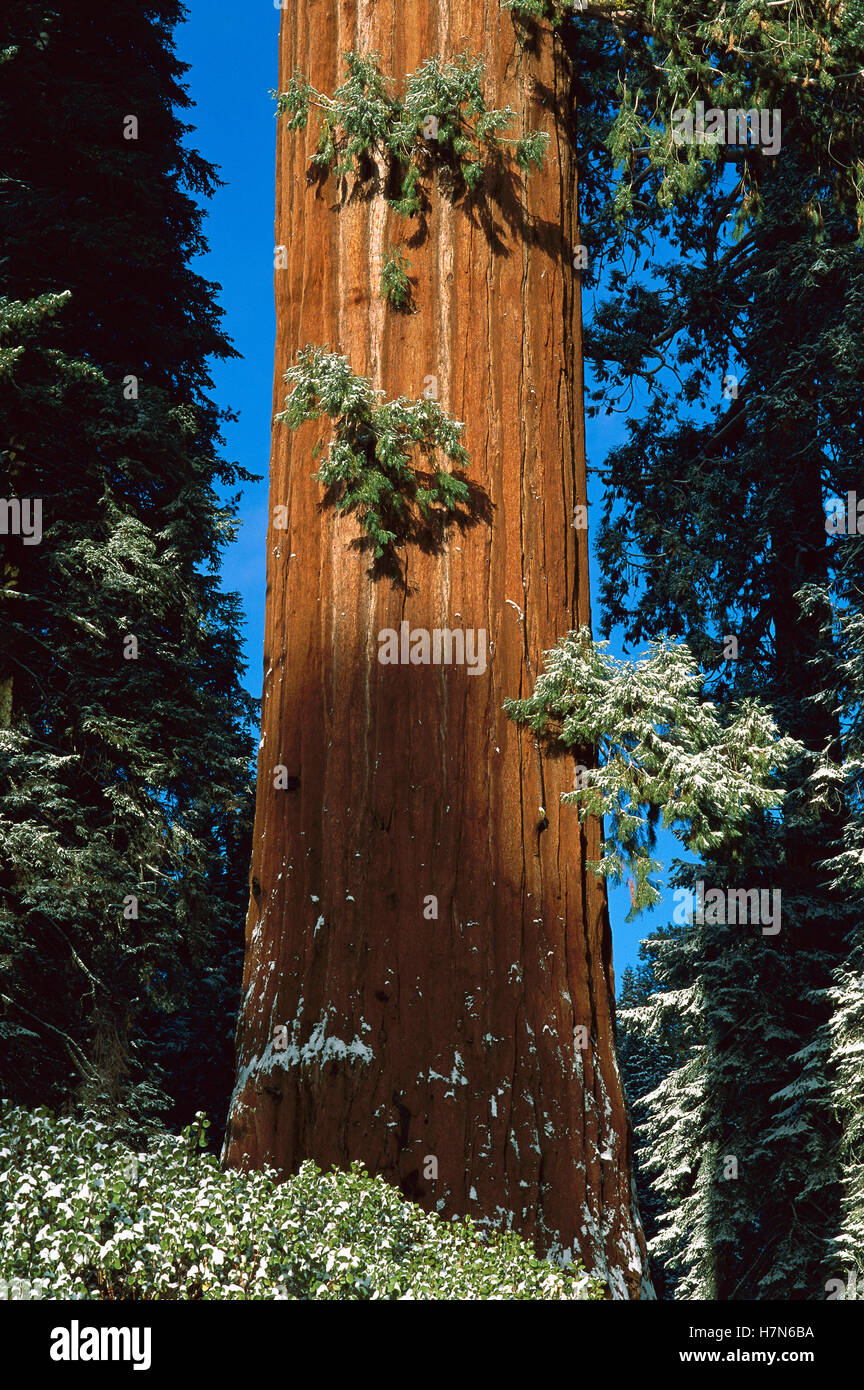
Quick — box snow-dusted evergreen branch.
[505,627,798,918]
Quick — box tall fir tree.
[0,1,256,1132]
[615,947,682,1301]
[808,536,864,1297]
[576,38,864,1300]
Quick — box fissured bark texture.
[224,0,651,1298]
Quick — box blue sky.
[175,0,678,977]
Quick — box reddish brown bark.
[224,0,651,1297]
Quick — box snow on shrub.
[0,1104,603,1300]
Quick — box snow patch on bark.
[423,1051,468,1098]
[227,1000,374,1108]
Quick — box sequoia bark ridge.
[224,0,651,1298]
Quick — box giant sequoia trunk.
[224,0,650,1297]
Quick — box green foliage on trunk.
[278,50,549,218]
[380,246,413,310]
[278,346,471,564]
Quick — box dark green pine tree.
[584,95,864,1302]
[0,2,256,1134]
[615,947,683,1301]
[806,535,864,1298]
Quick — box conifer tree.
[806,537,864,1297]
[0,1,255,1129]
[553,5,864,1298]
[615,949,681,1300]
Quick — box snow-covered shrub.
[0,1104,603,1300]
